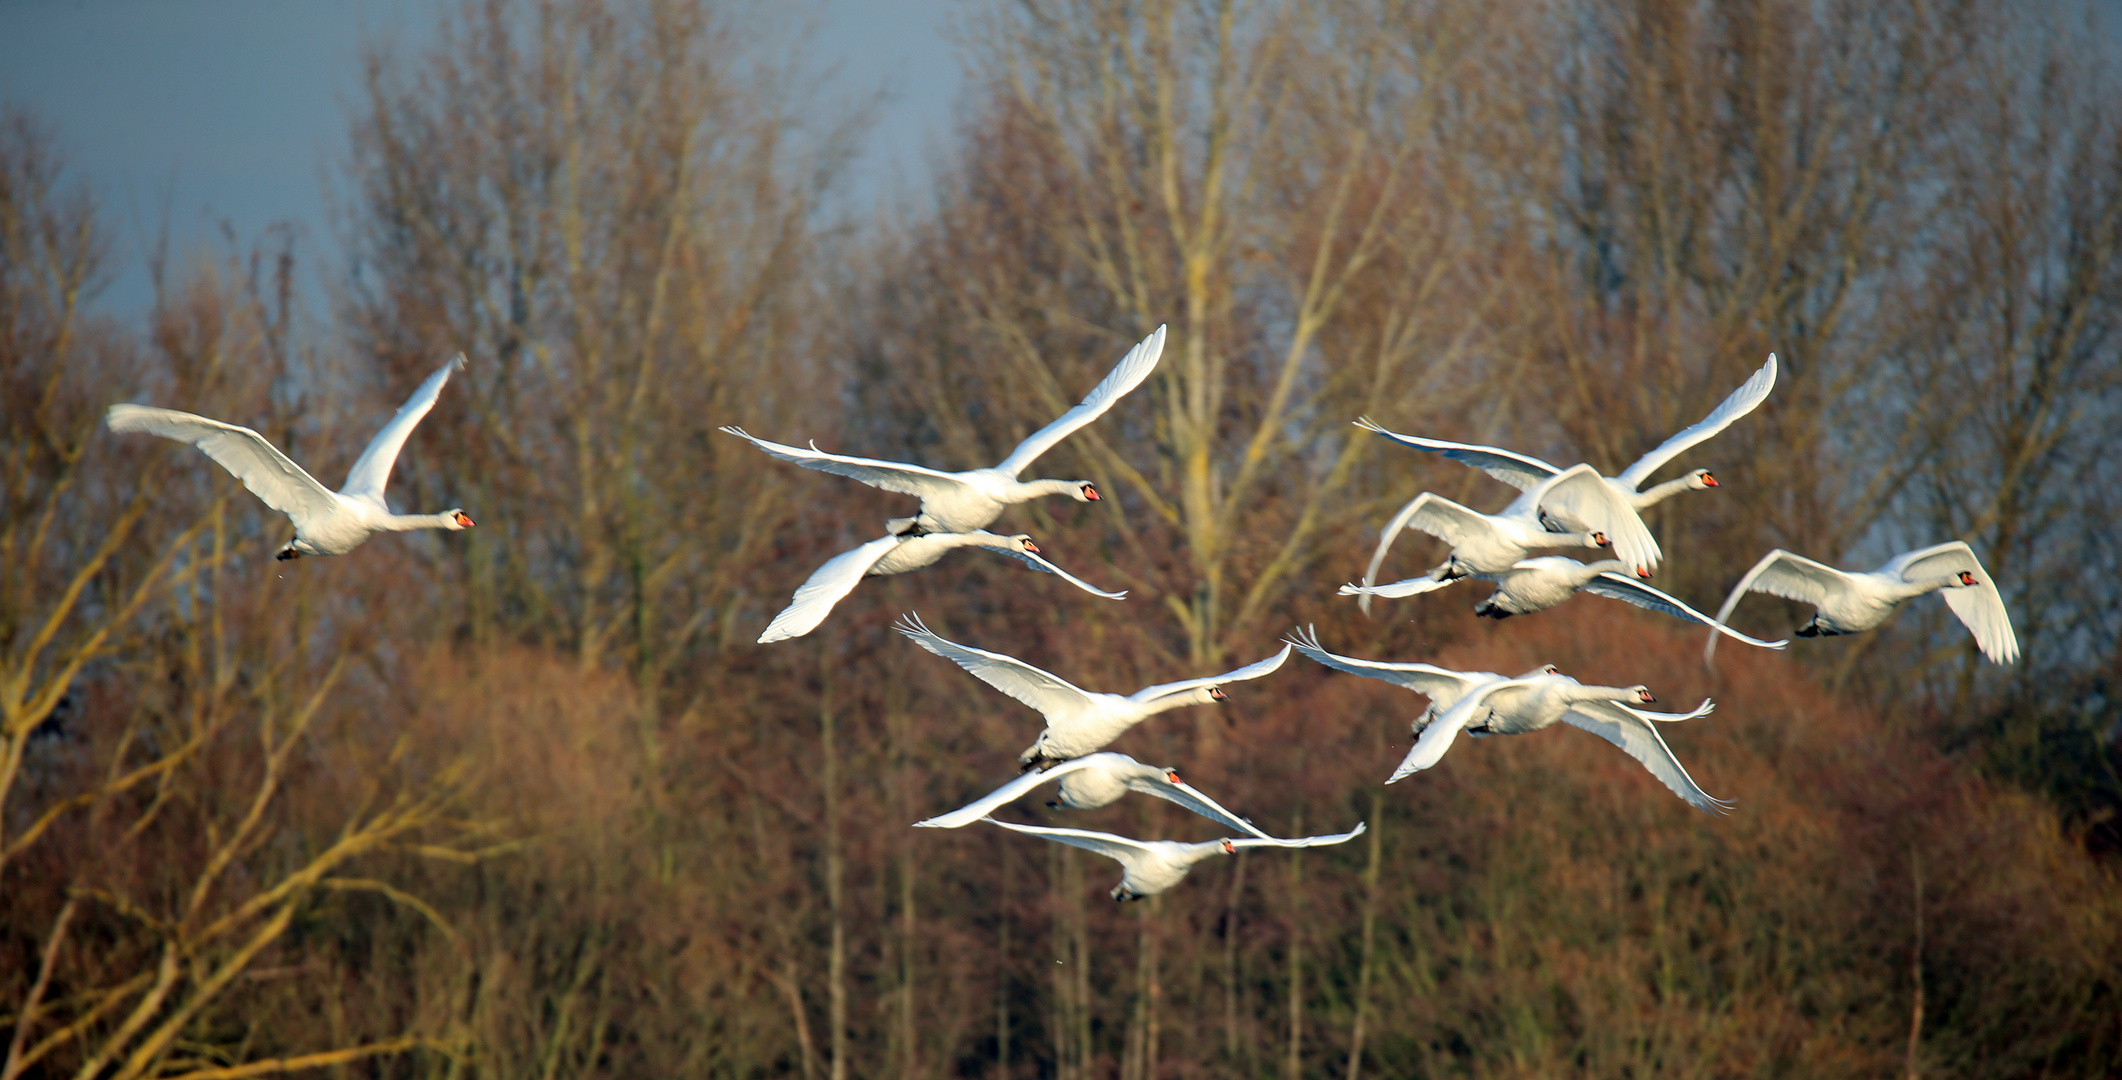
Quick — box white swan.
[722,326,1165,535]
[1397,673,1730,813]
[1356,466,1622,594]
[894,614,1291,770]
[1286,625,1557,736]
[1341,557,1787,650]
[757,533,1124,644]
[914,752,1283,840]
[981,817,1366,901]
[106,355,474,559]
[1358,353,1777,575]
[1705,541,2018,666]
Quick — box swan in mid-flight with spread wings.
[915,752,1283,839]
[757,534,1123,643]
[1358,353,1777,575]
[1704,541,2018,666]
[106,354,474,559]
[1355,465,1622,589]
[981,817,1366,900]
[1286,625,1558,736]
[1341,556,1786,650]
[1393,672,1729,813]
[723,326,1165,535]
[895,614,1290,771]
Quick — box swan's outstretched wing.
[1228,821,1368,849]
[757,535,903,643]
[1357,490,1448,615]
[1126,769,1283,839]
[985,545,1129,600]
[1386,678,1521,782]
[1353,418,1561,491]
[1131,643,1292,702]
[981,818,1154,865]
[1286,625,1485,702]
[106,405,341,527]
[1615,353,1778,490]
[720,426,974,501]
[340,354,463,504]
[994,325,1166,477]
[1883,541,2019,664]
[914,754,1119,828]
[1704,548,1859,664]
[1578,572,1788,649]
[1533,463,1660,574]
[1562,700,1734,814]
[1340,576,1456,601]
[895,613,1100,717]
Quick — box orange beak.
[1221,840,1237,854]
[1637,567,1652,579]
[1208,687,1228,702]
[1701,474,1719,487]
[1022,540,1041,555]
[1084,486,1101,501]
[1638,689,1656,704]
[1959,571,1976,585]
[1166,770,1183,785]
[455,512,475,528]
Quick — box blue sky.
[0,0,962,316]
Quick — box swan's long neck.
[1889,573,1964,601]
[1634,476,1700,507]
[1134,687,1219,717]
[1176,841,1232,867]
[1560,684,1641,706]
[378,511,461,532]
[1019,478,1084,497]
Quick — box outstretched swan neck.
[1135,687,1222,716]
[1891,572,1969,601]
[1560,683,1652,706]
[1635,472,1712,506]
[1023,478,1093,500]
[379,509,473,533]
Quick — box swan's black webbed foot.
[1045,800,1064,810]
[1475,603,1510,620]
[1795,622,1821,638]
[275,546,300,561]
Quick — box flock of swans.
[105,329,2021,901]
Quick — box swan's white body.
[1705,542,2018,665]
[106,355,474,558]
[723,326,1165,534]
[981,817,1366,901]
[1359,353,1777,575]
[1359,465,1621,586]
[1287,626,1557,736]
[915,752,1283,839]
[1400,674,1730,813]
[895,614,1291,770]
[758,532,1124,643]
[1342,556,1787,650]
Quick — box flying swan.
[1357,353,1777,575]
[1341,556,1787,650]
[895,614,1290,771]
[758,533,1123,643]
[1287,625,1557,737]
[914,751,1291,841]
[981,817,1366,901]
[1704,541,2018,666]
[1394,671,1730,813]
[1354,465,1623,593]
[722,326,1165,535]
[106,354,474,559]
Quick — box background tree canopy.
[4,0,2120,1077]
